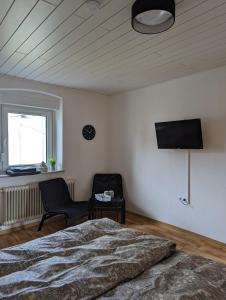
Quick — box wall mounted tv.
[155,119,203,149]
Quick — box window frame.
[1,104,54,170]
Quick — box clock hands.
[83,125,95,140]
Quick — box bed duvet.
[0,218,225,300]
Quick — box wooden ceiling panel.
[14,0,87,54]
[0,1,54,67]
[0,0,14,24]
[0,0,38,49]
[6,0,133,77]
[41,1,226,84]
[5,14,84,76]
[18,27,107,78]
[0,0,226,94]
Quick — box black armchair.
[89,174,125,224]
[38,178,88,231]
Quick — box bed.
[0,218,226,299]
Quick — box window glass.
[8,113,47,165]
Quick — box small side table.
[89,197,125,224]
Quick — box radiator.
[0,179,75,227]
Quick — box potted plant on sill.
[48,158,56,172]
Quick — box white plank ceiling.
[1,0,226,94]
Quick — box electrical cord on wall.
[179,150,191,206]
[187,149,191,205]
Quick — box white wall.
[111,65,226,243]
[2,65,226,243]
[0,75,111,201]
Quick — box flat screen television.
[155,119,203,149]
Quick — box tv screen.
[155,119,203,149]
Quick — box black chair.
[89,174,125,224]
[38,178,88,231]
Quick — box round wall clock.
[82,125,96,140]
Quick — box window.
[8,113,47,165]
[0,105,54,170]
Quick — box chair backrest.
[39,178,72,212]
[92,174,123,198]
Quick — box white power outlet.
[179,197,190,205]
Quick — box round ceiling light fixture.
[132,0,175,34]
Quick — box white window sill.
[0,169,64,178]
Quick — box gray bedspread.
[99,251,226,300]
[0,218,175,299]
[1,218,226,300]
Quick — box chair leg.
[121,207,125,224]
[65,215,69,227]
[38,214,47,231]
